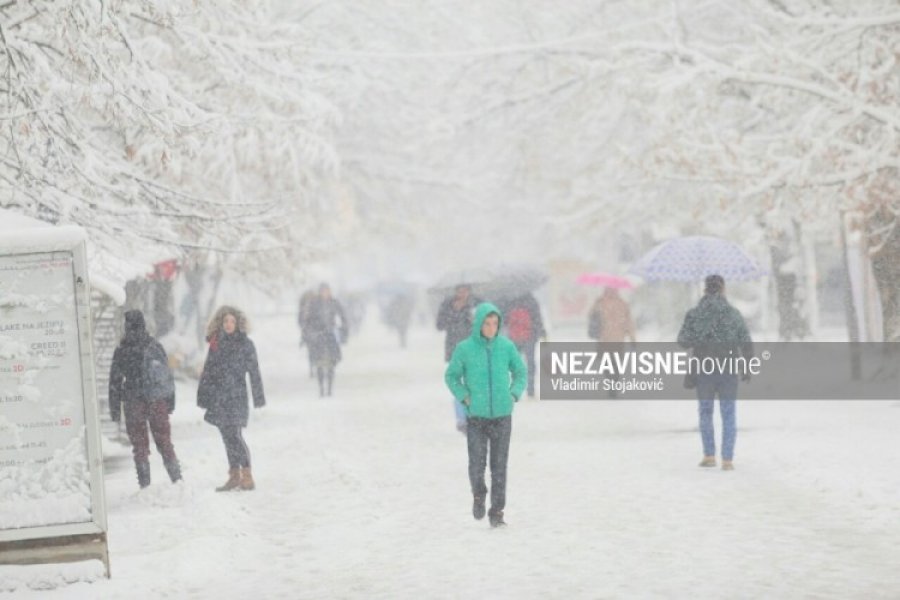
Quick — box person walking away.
[502,292,546,398]
[109,310,181,489]
[445,302,527,528]
[197,306,266,491]
[385,292,415,348]
[306,283,349,397]
[677,275,753,471]
[437,284,481,433]
[593,288,637,398]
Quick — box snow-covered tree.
[0,0,341,278]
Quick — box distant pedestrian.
[306,283,349,397]
[501,292,546,398]
[437,284,481,433]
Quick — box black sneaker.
[489,511,506,528]
[472,495,486,520]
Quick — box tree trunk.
[869,222,900,343]
[839,213,862,379]
[768,218,810,341]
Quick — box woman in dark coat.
[197,306,266,491]
[306,283,348,397]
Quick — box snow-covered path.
[5,312,900,598]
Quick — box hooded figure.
[197,306,266,491]
[109,310,181,488]
[445,302,527,528]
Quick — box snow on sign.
[0,226,107,569]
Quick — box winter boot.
[164,460,183,483]
[472,495,486,520]
[698,456,717,468]
[239,467,255,491]
[216,468,241,492]
[721,460,735,471]
[326,368,334,397]
[136,461,151,489]
[488,510,506,528]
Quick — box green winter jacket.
[677,293,754,358]
[444,302,528,419]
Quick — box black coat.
[197,331,265,428]
[306,297,348,366]
[109,331,173,421]
[436,296,481,362]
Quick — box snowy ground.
[4,311,900,598]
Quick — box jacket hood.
[124,309,146,332]
[122,309,149,344]
[471,302,503,342]
[206,305,249,341]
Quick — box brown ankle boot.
[216,468,241,492]
[239,467,255,491]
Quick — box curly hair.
[206,305,249,340]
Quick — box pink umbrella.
[576,273,635,289]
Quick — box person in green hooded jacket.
[445,302,527,528]
[678,274,753,471]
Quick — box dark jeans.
[516,340,537,396]
[218,425,252,469]
[125,399,178,465]
[467,416,512,515]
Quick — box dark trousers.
[467,416,512,515]
[124,400,178,465]
[218,425,252,469]
[516,341,537,396]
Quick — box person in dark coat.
[197,305,266,491]
[305,283,349,397]
[384,292,415,348]
[500,292,546,398]
[677,275,753,471]
[436,284,481,433]
[109,310,181,489]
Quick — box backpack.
[142,343,175,402]
[506,307,533,344]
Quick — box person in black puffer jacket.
[109,310,181,489]
[197,305,266,492]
